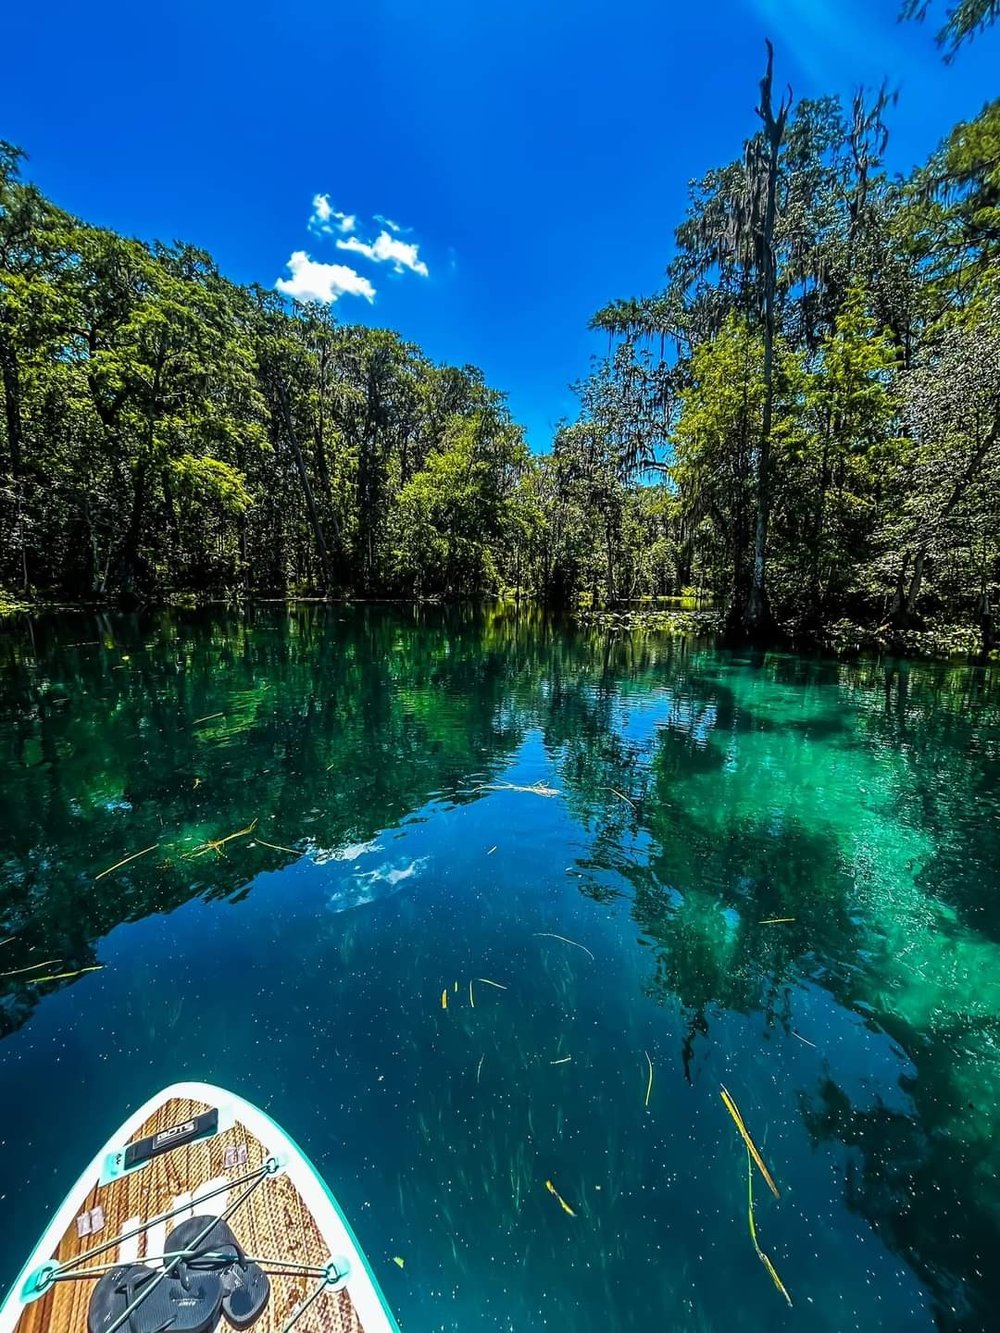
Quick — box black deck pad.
[87,1261,223,1333]
[87,1264,155,1333]
[165,1215,270,1330]
[122,1109,219,1172]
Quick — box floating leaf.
[721,1085,779,1199]
[94,844,159,881]
[28,965,104,985]
[746,1148,792,1306]
[545,1179,577,1217]
[1,958,62,978]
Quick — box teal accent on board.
[20,1264,56,1305]
[249,1100,401,1332]
[98,1148,141,1187]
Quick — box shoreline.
[1,595,996,664]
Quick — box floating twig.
[791,1030,816,1048]
[192,712,224,725]
[746,1147,792,1306]
[487,846,497,855]
[1,958,62,978]
[477,1054,485,1084]
[95,844,159,881]
[533,932,595,962]
[476,977,508,990]
[469,980,475,1009]
[759,917,796,925]
[721,1085,780,1199]
[478,781,560,798]
[186,820,258,860]
[550,1056,572,1065]
[644,1051,654,1109]
[604,786,636,809]
[545,1180,577,1217]
[28,965,104,985]
[254,837,299,855]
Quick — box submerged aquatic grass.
[532,933,595,961]
[745,1148,792,1307]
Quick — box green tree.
[902,0,1000,58]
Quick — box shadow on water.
[1,604,999,1331]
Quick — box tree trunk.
[888,547,927,629]
[272,373,332,594]
[808,426,833,615]
[888,408,999,630]
[605,519,615,606]
[742,41,790,644]
[0,328,23,476]
[119,461,148,602]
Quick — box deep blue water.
[1,605,999,1331]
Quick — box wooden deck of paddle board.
[14,1094,365,1333]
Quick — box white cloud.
[336,230,429,277]
[275,251,375,304]
[309,193,356,235]
[374,214,404,233]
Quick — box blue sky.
[2,1,996,449]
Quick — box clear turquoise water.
[1,605,998,1331]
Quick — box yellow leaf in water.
[720,1085,780,1199]
[441,989,448,1010]
[545,1179,577,1217]
[392,1257,405,1269]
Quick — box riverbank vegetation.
[1,9,997,650]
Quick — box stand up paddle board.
[0,1081,401,1333]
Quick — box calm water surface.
[1,606,998,1332]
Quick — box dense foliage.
[577,33,1000,647]
[0,144,534,604]
[1,11,998,649]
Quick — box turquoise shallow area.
[1,606,999,1331]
